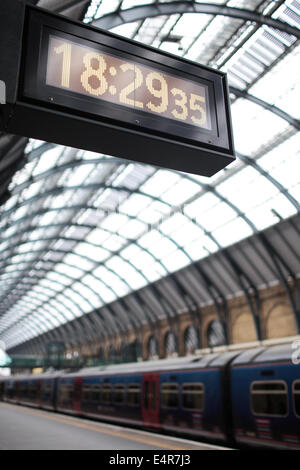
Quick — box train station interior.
[0,0,299,451]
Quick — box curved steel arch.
[0,263,125,337]
[0,272,109,340]
[14,88,299,196]
[0,280,102,346]
[0,208,220,326]
[1,93,299,350]
[237,152,300,211]
[7,142,295,240]
[2,303,97,355]
[0,184,258,345]
[0,278,113,347]
[0,214,203,316]
[0,246,153,333]
[0,186,192,324]
[0,261,141,333]
[12,156,127,195]
[0,247,142,331]
[230,87,300,132]
[0,240,128,336]
[1,182,171,221]
[0,247,152,329]
[1,306,52,344]
[2,146,295,272]
[93,1,300,39]
[1,163,297,344]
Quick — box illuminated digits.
[146,72,168,113]
[171,88,188,121]
[119,63,144,108]
[190,93,206,126]
[54,42,72,88]
[81,52,108,96]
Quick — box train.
[0,343,299,449]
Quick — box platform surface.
[0,402,230,450]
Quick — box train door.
[142,373,160,429]
[73,377,82,415]
[36,380,42,408]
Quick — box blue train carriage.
[158,351,239,443]
[17,377,41,407]
[231,344,300,449]
[56,375,77,415]
[39,372,62,410]
[78,366,144,426]
[4,371,62,410]
[56,365,143,423]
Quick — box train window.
[101,384,112,404]
[91,385,100,402]
[60,384,73,402]
[83,385,91,401]
[113,385,125,405]
[292,381,300,418]
[19,384,24,398]
[182,383,205,411]
[127,384,140,407]
[29,384,37,400]
[41,383,52,401]
[251,381,288,417]
[19,383,26,399]
[161,384,179,409]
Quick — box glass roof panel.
[74,242,109,262]
[184,237,217,260]
[119,194,153,216]
[212,218,253,246]
[160,178,200,205]
[146,236,178,258]
[121,245,158,269]
[93,266,129,296]
[118,219,146,238]
[122,0,154,10]
[106,257,146,289]
[231,99,289,156]
[161,249,190,271]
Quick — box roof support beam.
[94,1,300,39]
[230,87,300,132]
[258,232,300,334]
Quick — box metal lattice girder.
[0,155,298,345]
[0,275,114,345]
[94,1,300,39]
[0,285,102,347]
[230,87,300,131]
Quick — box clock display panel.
[18,6,235,176]
[46,35,212,130]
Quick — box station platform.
[0,402,229,450]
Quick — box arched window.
[207,320,226,347]
[148,335,158,360]
[108,344,116,362]
[98,346,104,359]
[184,325,199,355]
[164,331,177,358]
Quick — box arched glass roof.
[0,0,299,351]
